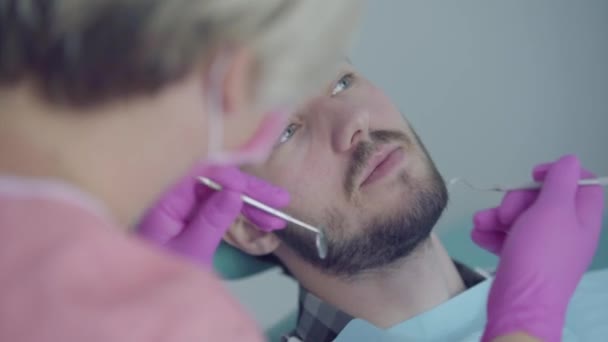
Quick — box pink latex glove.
[137,165,289,265]
[471,155,605,342]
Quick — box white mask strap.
[206,51,231,159]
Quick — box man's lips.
[360,145,404,187]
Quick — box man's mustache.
[344,130,410,196]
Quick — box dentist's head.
[0,0,362,225]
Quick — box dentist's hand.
[471,155,605,342]
[137,165,289,266]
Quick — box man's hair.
[0,0,360,108]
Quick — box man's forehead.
[305,61,353,101]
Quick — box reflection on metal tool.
[198,177,328,259]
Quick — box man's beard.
[275,129,449,278]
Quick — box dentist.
[0,1,361,341]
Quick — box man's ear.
[224,216,281,256]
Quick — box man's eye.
[331,73,354,96]
[278,123,300,145]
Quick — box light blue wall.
[227,1,608,331]
[351,0,608,232]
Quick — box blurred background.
[222,0,608,334]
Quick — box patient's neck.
[277,233,465,328]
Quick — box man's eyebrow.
[288,103,306,122]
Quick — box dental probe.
[449,176,608,192]
[198,177,328,259]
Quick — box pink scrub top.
[0,176,263,342]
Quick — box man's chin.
[277,177,447,278]
[320,188,446,277]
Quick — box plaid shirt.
[282,261,488,342]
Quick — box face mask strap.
[206,50,232,160]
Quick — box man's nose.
[330,104,370,153]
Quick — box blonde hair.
[0,0,362,108]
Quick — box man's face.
[245,63,448,277]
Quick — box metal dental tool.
[198,176,328,259]
[449,176,608,192]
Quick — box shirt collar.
[0,175,113,223]
[286,260,487,342]
[292,286,354,342]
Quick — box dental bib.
[335,269,608,341]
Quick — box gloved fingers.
[168,190,244,265]
[200,166,248,193]
[136,162,218,244]
[497,190,537,227]
[137,209,184,244]
[473,208,504,232]
[240,173,290,231]
[534,160,604,227]
[576,169,605,229]
[532,163,597,182]
[144,164,208,226]
[196,166,290,232]
[242,208,288,232]
[533,162,593,183]
[532,163,552,182]
[531,157,563,180]
[580,169,597,179]
[472,208,508,254]
[167,162,216,203]
[533,159,583,183]
[243,173,290,208]
[537,155,581,206]
[471,228,506,255]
